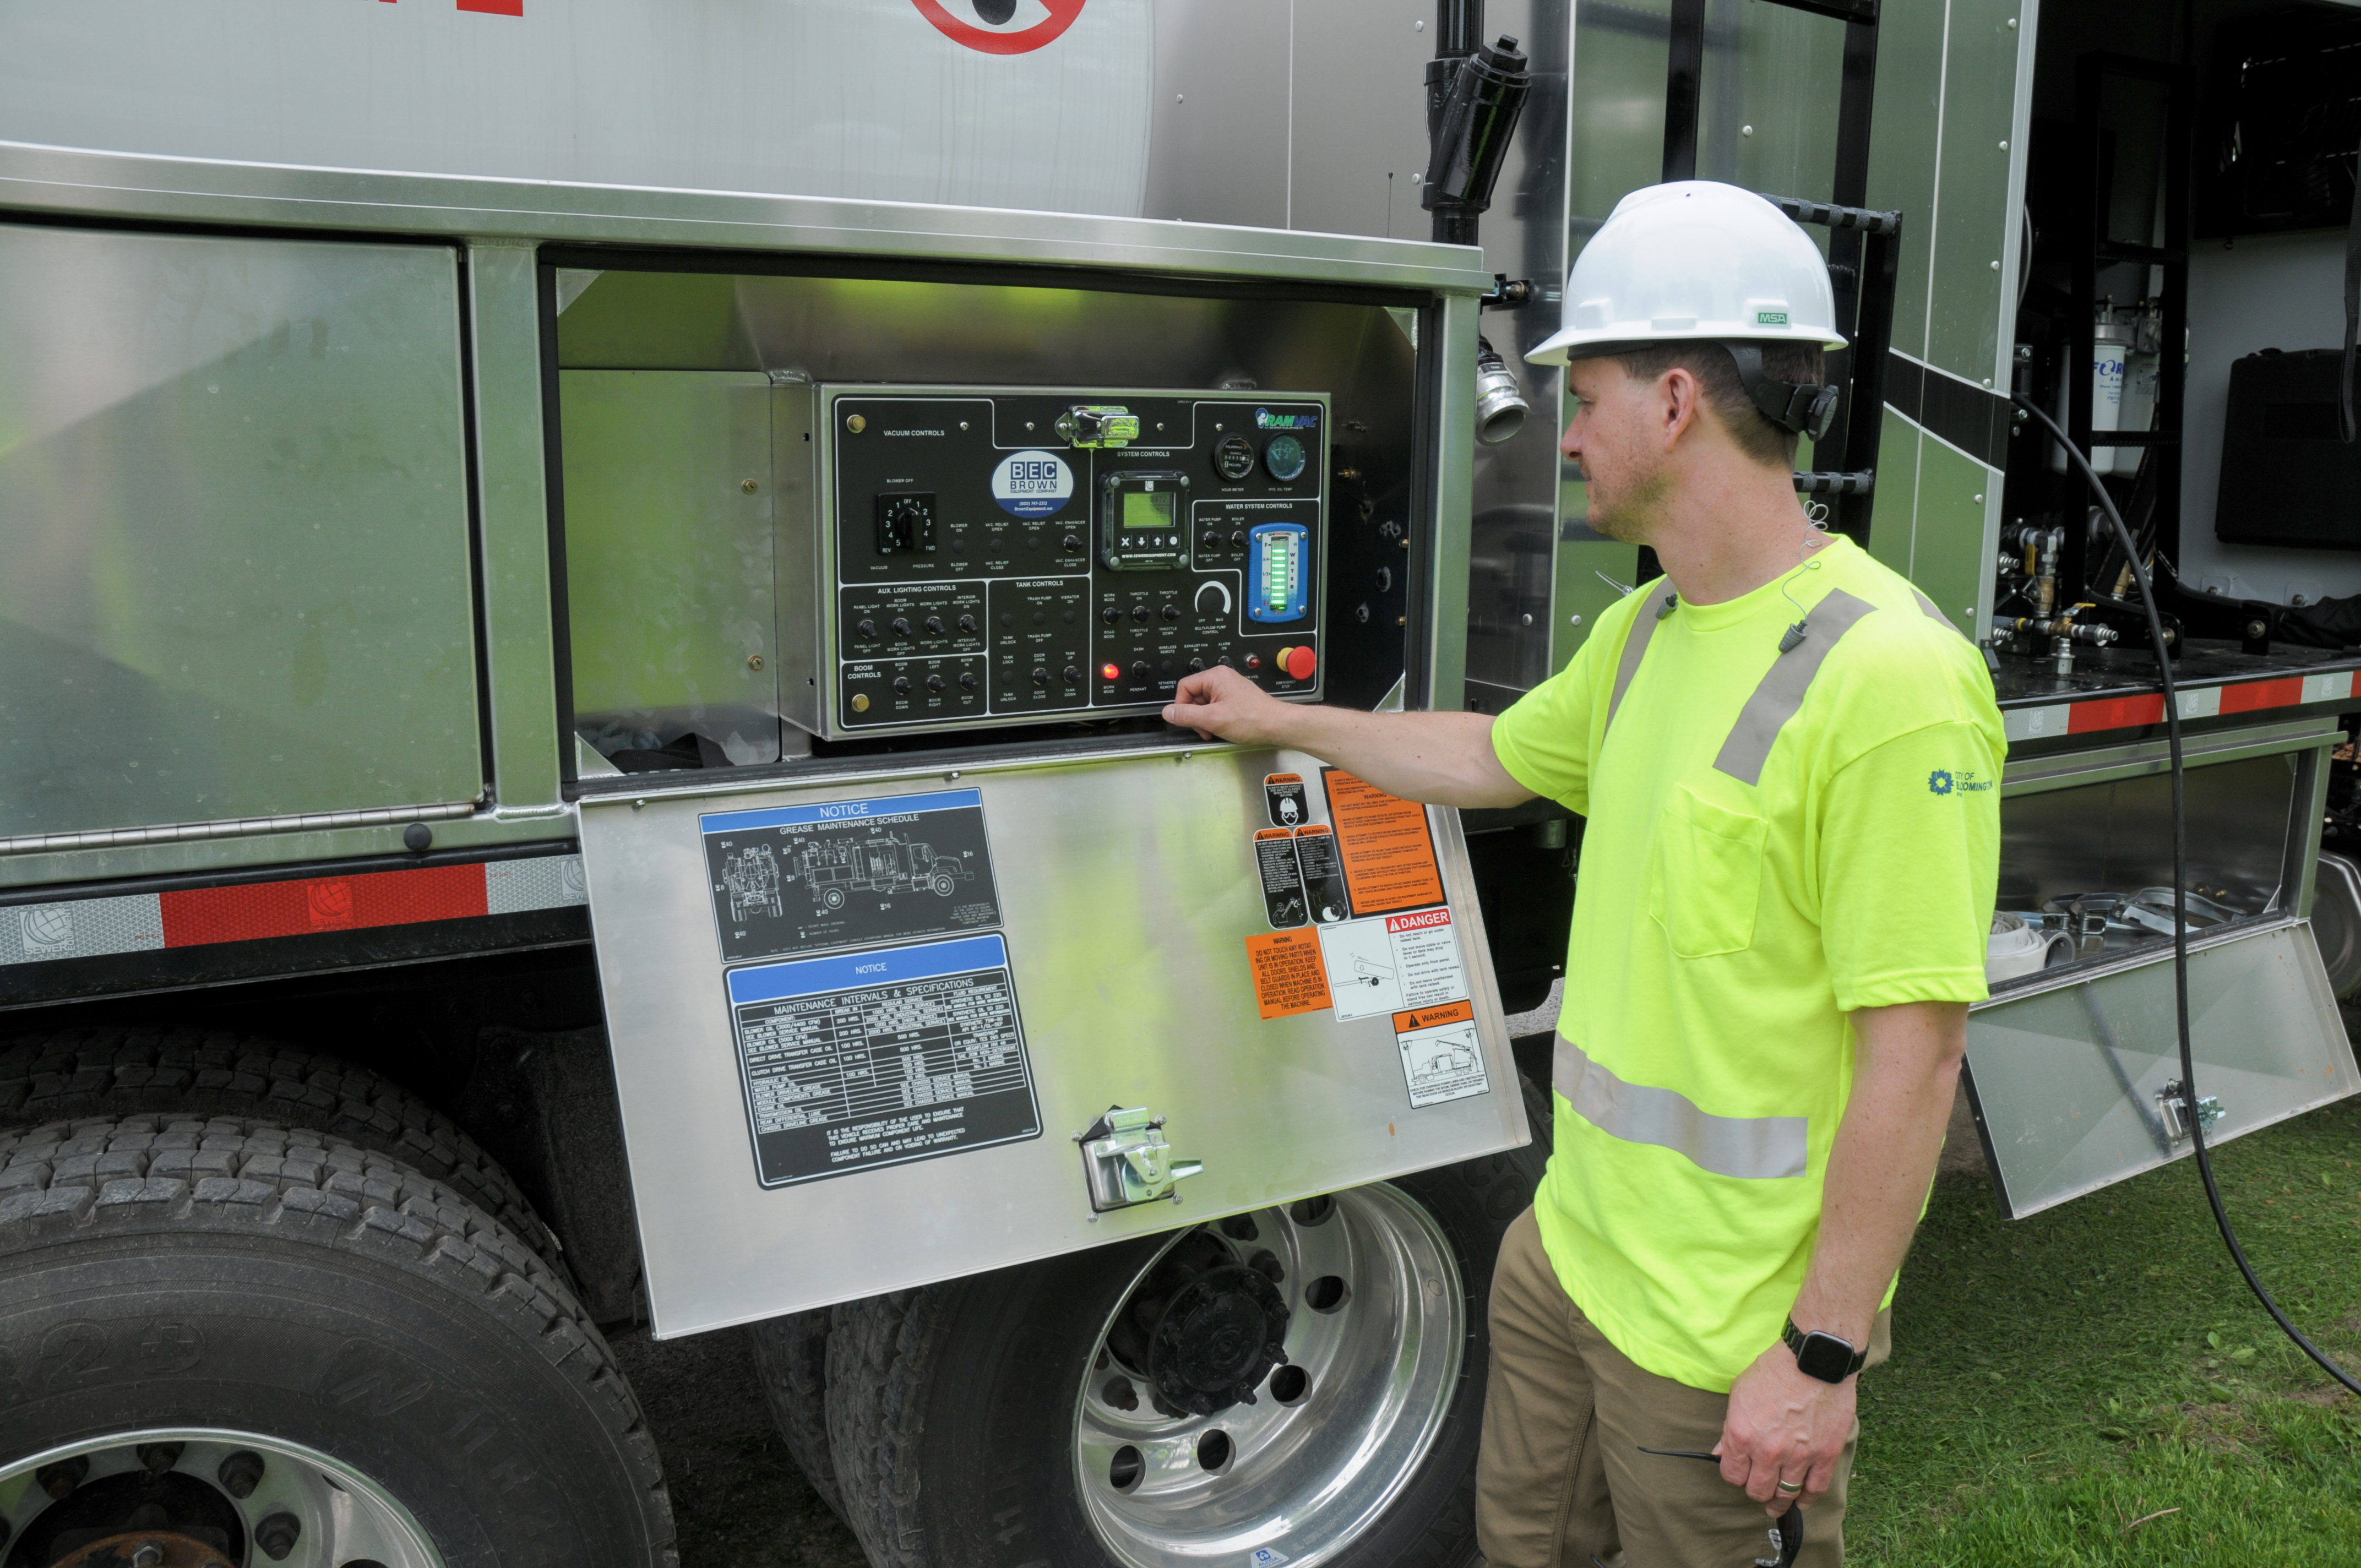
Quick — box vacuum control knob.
[1061,534,1083,553]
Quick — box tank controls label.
[1263,771,1308,827]
[726,934,1041,1188]
[1293,824,1350,924]
[701,788,1000,963]
[1255,829,1308,928]
[1316,907,1469,1023]
[1319,770,1445,916]
[1243,929,1334,1019]
[1391,999,1490,1108]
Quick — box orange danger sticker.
[1391,998,1475,1033]
[1320,769,1445,916]
[1244,929,1334,1019]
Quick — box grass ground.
[1848,1095,2361,1566]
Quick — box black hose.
[2014,393,2361,1398]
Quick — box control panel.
[812,386,1327,737]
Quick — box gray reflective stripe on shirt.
[1604,590,1674,733]
[1910,587,1968,639]
[1554,1035,1809,1180]
[1712,588,1879,786]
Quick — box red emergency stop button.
[1283,645,1316,680]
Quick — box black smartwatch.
[1781,1317,1865,1384]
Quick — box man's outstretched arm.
[1162,666,1536,810]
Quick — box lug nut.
[217,1449,265,1499]
[1103,1376,1140,1411]
[132,1542,166,1568]
[136,1442,183,1474]
[36,1456,88,1500]
[253,1512,302,1561]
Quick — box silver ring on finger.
[1775,1479,1804,1495]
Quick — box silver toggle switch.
[1076,1106,1204,1211]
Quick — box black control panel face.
[824,389,1325,734]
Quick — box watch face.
[1795,1331,1856,1383]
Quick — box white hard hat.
[1526,181,1847,367]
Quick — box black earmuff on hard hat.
[1725,343,1841,442]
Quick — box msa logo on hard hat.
[912,0,1088,54]
[1755,309,1791,326]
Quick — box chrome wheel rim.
[1,1429,442,1568]
[1073,1184,1464,1568]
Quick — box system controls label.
[1316,907,1470,1023]
[991,450,1075,518]
[701,789,1000,963]
[1391,999,1491,1108]
[725,934,1042,1187]
[1243,929,1335,1019]
[1264,772,1308,827]
[1255,829,1309,928]
[1293,825,1350,924]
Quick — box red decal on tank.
[159,864,489,948]
[911,0,1087,55]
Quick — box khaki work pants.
[1475,1207,1891,1568]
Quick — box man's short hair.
[1608,341,1827,468]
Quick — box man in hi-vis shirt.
[1163,182,2003,1566]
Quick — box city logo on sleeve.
[1928,768,1993,796]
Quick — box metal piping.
[0,799,482,857]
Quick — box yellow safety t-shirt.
[1490,535,2003,1392]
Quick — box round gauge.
[1212,432,1258,482]
[1264,433,1309,483]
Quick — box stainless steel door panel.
[561,371,779,765]
[581,747,1528,1338]
[0,222,481,839]
[1962,919,2357,1218]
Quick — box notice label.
[1316,907,1470,1022]
[1244,929,1334,1019]
[725,934,1041,1187]
[1264,772,1309,828]
[1255,829,1308,928]
[1320,770,1445,916]
[1293,825,1350,924]
[1391,999,1490,1108]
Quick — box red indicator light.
[1100,662,1122,681]
[1244,654,1262,671]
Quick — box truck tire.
[825,1104,1546,1568]
[749,1308,845,1519]
[0,1114,675,1567]
[0,1026,561,1267]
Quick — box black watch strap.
[1782,1317,1866,1383]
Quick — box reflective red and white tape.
[5,854,586,967]
[2002,670,2361,744]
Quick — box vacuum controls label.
[725,934,1042,1187]
[701,789,1000,963]
[989,450,1075,518]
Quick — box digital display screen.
[1265,536,1294,609]
[1123,490,1174,530]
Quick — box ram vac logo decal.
[1254,408,1319,430]
[912,0,1089,53]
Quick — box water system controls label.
[701,789,1000,962]
[1264,772,1308,827]
[1391,999,1491,1108]
[1255,829,1308,928]
[1243,929,1335,1019]
[725,934,1042,1187]
[1316,907,1470,1023]
[1319,770,1445,916]
[1293,824,1350,924]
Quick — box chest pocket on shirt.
[1648,782,1767,958]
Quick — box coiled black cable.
[2013,393,2361,1398]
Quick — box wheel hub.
[49,1530,225,1568]
[1149,1266,1289,1417]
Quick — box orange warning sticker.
[1244,929,1335,1019]
[1320,769,1445,916]
[1391,998,1476,1033]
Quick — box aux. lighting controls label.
[725,934,1042,1188]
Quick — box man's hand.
[1716,1342,1856,1514]
[1162,665,1296,746]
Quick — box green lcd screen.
[1122,489,1174,530]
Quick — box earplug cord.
[2013,393,2361,1398]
